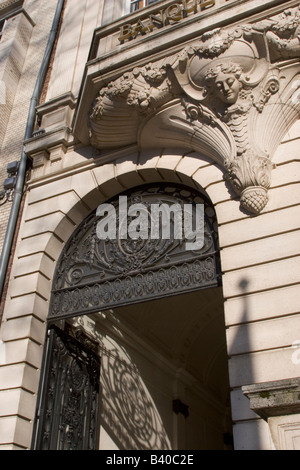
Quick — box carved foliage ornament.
[89,6,300,214]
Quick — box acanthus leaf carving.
[224,152,274,215]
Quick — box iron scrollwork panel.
[49,185,220,320]
[32,326,100,450]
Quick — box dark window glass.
[130,0,161,13]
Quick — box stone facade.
[0,0,300,450]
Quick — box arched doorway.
[31,183,232,450]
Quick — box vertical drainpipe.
[0,0,65,302]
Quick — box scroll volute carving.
[89,7,300,215]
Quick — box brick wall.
[0,0,58,253]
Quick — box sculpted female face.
[213,71,242,104]
[204,64,243,105]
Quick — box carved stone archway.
[48,183,220,322]
[43,183,228,450]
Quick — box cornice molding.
[243,379,300,420]
[0,0,23,15]
[0,0,21,9]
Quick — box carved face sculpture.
[213,71,242,104]
[204,63,243,105]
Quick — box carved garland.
[89,6,300,215]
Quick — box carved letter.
[118,24,133,42]
[199,0,215,10]
[165,4,183,24]
[182,0,198,15]
[149,10,165,30]
[132,19,149,38]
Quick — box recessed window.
[130,0,162,13]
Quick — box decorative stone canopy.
[87,6,300,215]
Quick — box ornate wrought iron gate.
[48,184,220,321]
[31,325,100,450]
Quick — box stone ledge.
[242,379,300,420]
[25,127,74,158]
[36,92,76,133]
